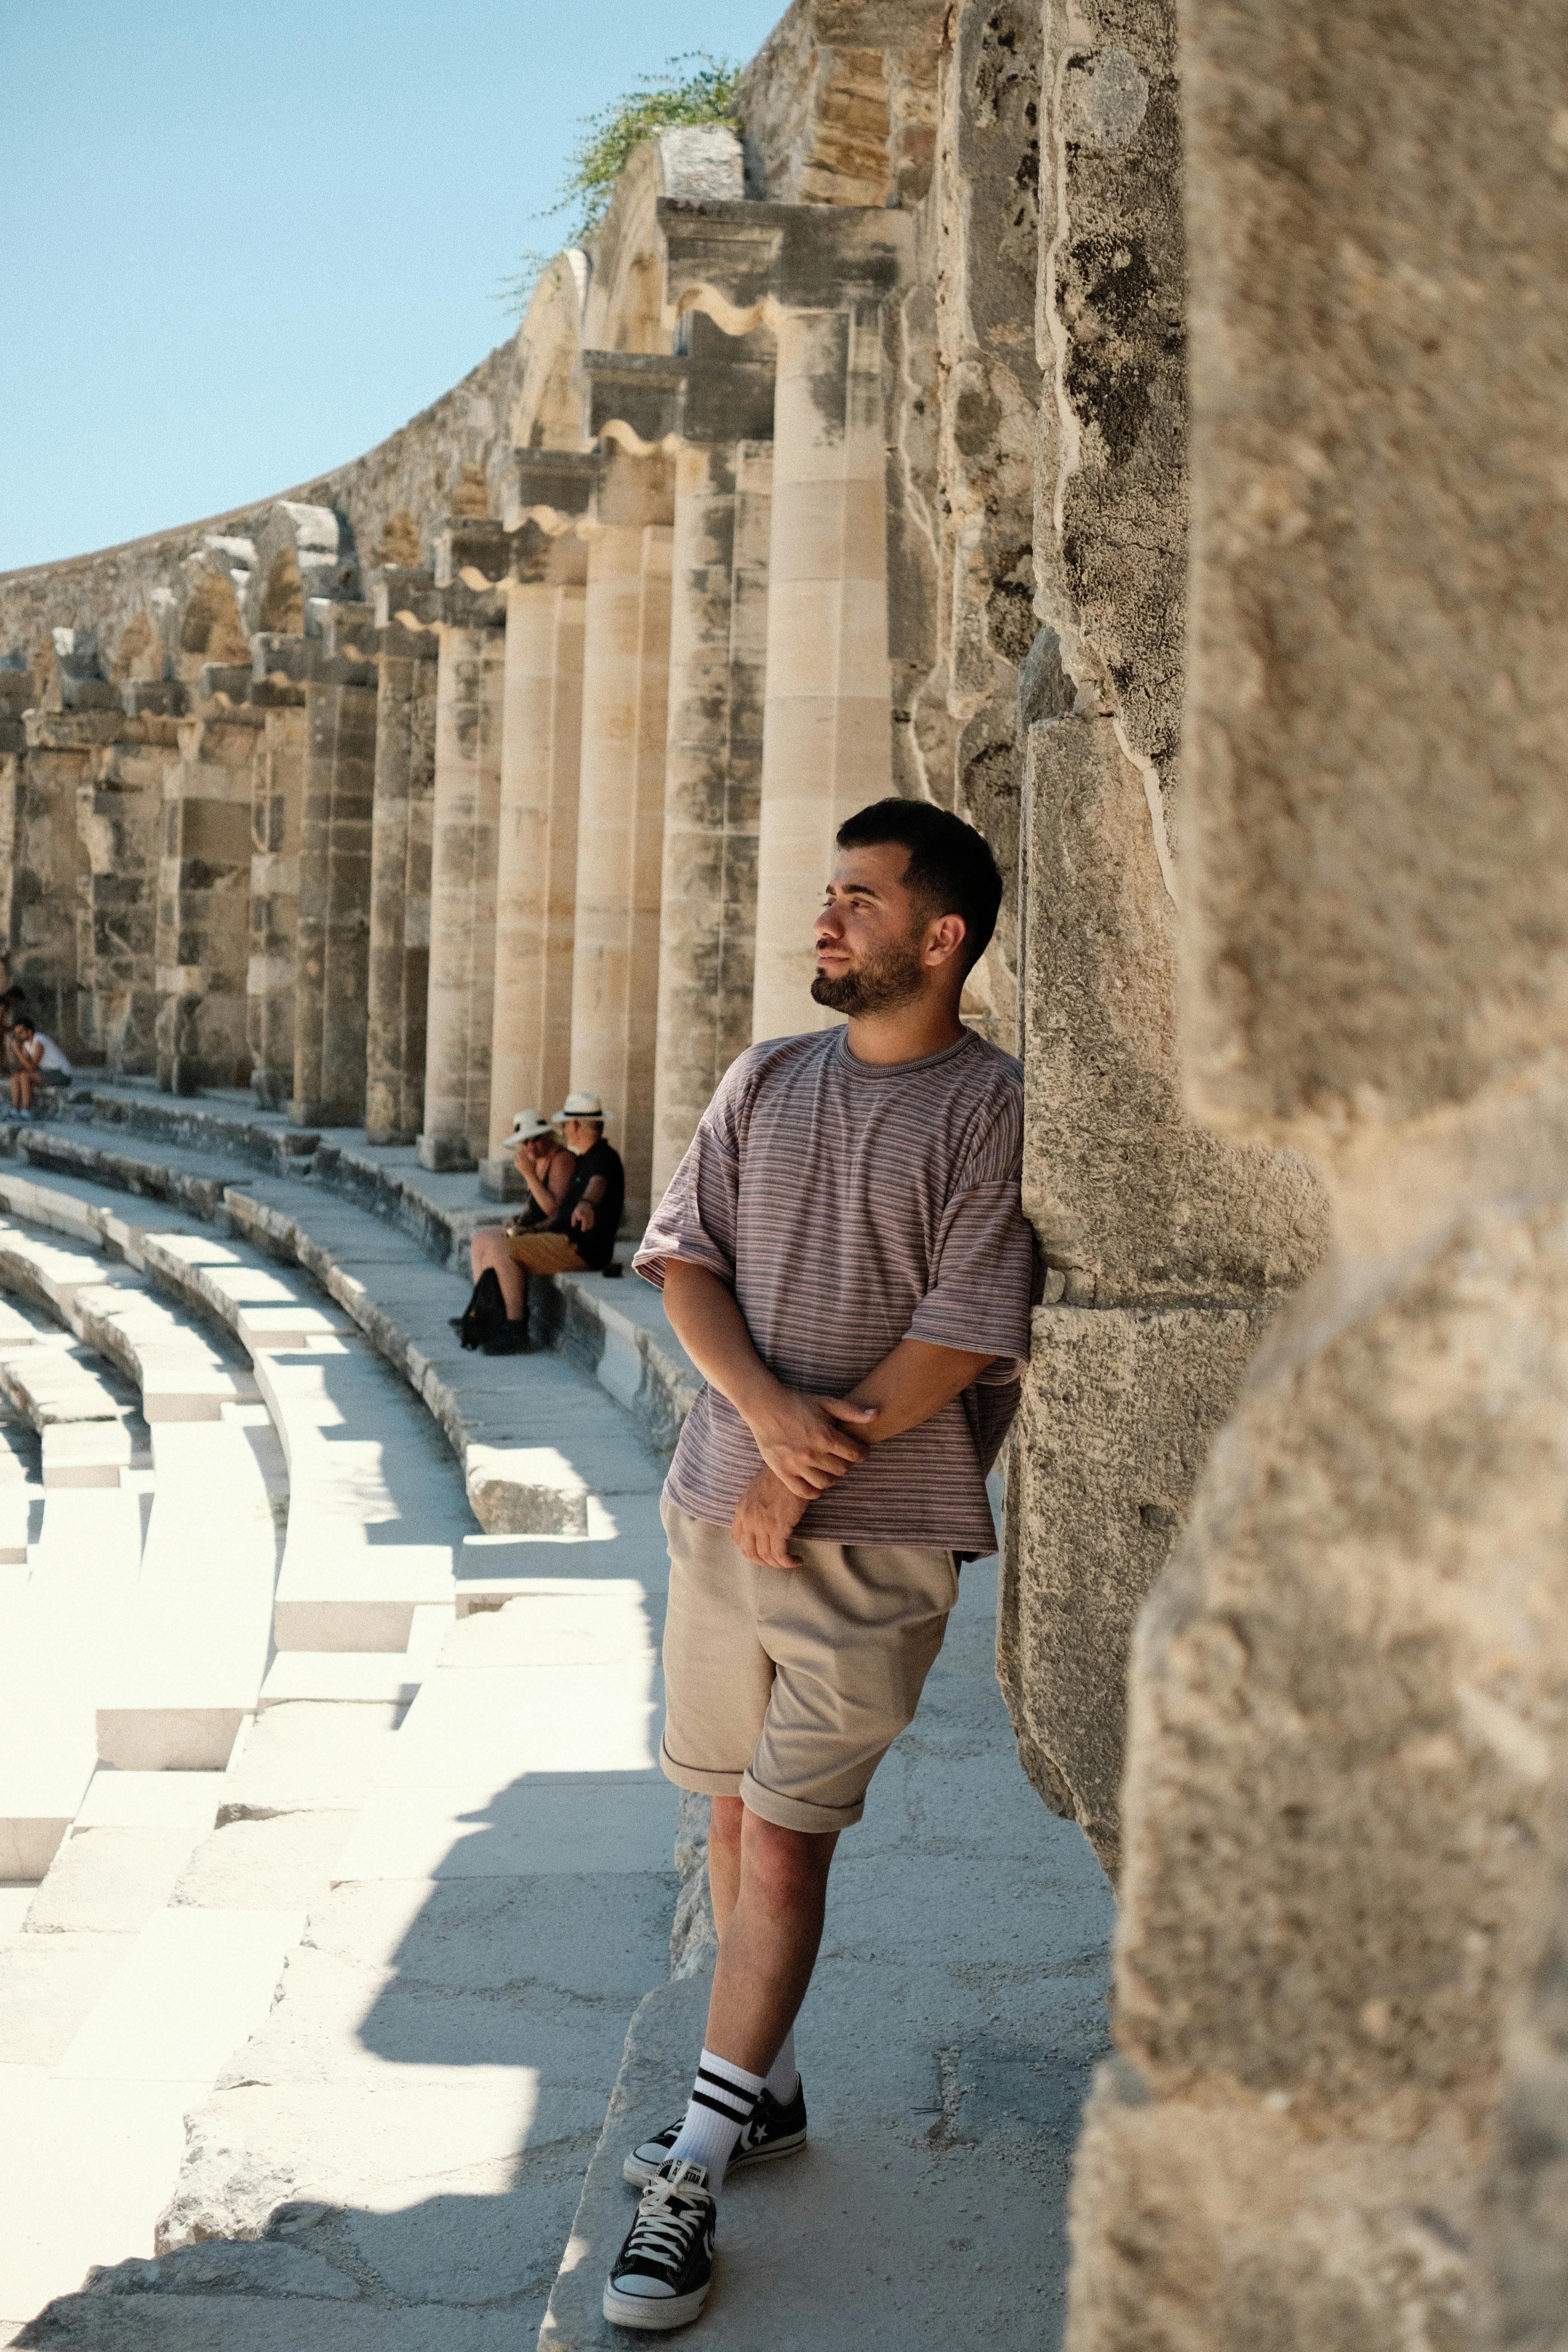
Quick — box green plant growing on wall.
[498,51,741,318]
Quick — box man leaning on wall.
[603,798,1037,2331]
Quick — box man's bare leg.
[469,1227,525,1320]
[703,1801,837,2077]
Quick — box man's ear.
[925,912,968,970]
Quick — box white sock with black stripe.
[666,2048,766,2189]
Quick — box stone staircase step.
[75,1772,228,1831]
[54,1904,306,2084]
[0,1756,97,1881]
[0,1929,138,2066]
[21,1825,211,1936]
[256,1652,426,1709]
[41,1420,135,1487]
[169,1810,360,1913]
[214,1701,407,1824]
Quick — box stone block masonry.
[0,0,1560,2341]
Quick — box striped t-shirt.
[634,1026,1035,1553]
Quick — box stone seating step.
[0,1201,286,1778]
[0,1115,694,1542]
[0,1399,42,1565]
[72,1277,261,1424]
[0,1334,140,1436]
[253,1339,459,1651]
[41,1419,135,1487]
[96,1412,285,1773]
[0,1483,147,1876]
[0,1196,463,1665]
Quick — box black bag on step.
[458,1267,509,1352]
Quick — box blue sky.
[0,0,784,573]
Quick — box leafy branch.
[498,51,741,318]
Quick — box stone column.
[752,302,894,1040]
[247,688,304,1109]
[484,550,587,1193]
[650,438,772,1200]
[656,201,911,1047]
[15,643,124,1059]
[1061,3,1568,2346]
[291,672,377,1126]
[568,446,675,1226]
[417,525,509,1171]
[365,573,439,1147]
[156,697,261,1092]
[81,716,167,1077]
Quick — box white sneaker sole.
[602,2276,712,2331]
[622,2127,807,2190]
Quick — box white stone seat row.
[0,1217,269,1862]
[134,1231,461,1654]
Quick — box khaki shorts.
[658,1495,959,1834]
[505,1230,586,1274]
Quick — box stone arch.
[110,611,163,683]
[450,464,490,520]
[375,510,422,568]
[259,546,305,634]
[580,128,743,360]
[248,503,360,636]
[509,251,590,453]
[179,571,250,662]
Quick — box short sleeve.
[904,1088,1034,1374]
[633,1060,747,1291]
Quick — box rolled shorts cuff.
[738,1766,865,1835]
[659,1737,744,1802]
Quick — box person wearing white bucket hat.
[456,1108,576,1349]
[455,1089,626,1356]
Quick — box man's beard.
[810,931,926,1017]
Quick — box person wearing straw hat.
[464,1091,626,1356]
[461,1110,576,1341]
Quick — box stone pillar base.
[289,1098,361,1130]
[364,1125,418,1149]
[476,1153,529,1202]
[416,1132,477,1174]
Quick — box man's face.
[811,842,934,1016]
[563,1117,598,1151]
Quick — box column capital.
[657,198,914,336]
[579,351,688,453]
[501,449,600,533]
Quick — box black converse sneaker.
[623,2077,808,2190]
[603,2158,717,2332]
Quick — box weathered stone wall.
[921,0,1043,1049]
[1064,1,1568,2343]
[999,0,1327,1880]
[0,342,516,676]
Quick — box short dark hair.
[835,799,1003,975]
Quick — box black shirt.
[545,1138,625,1270]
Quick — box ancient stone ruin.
[0,1,1562,2346]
